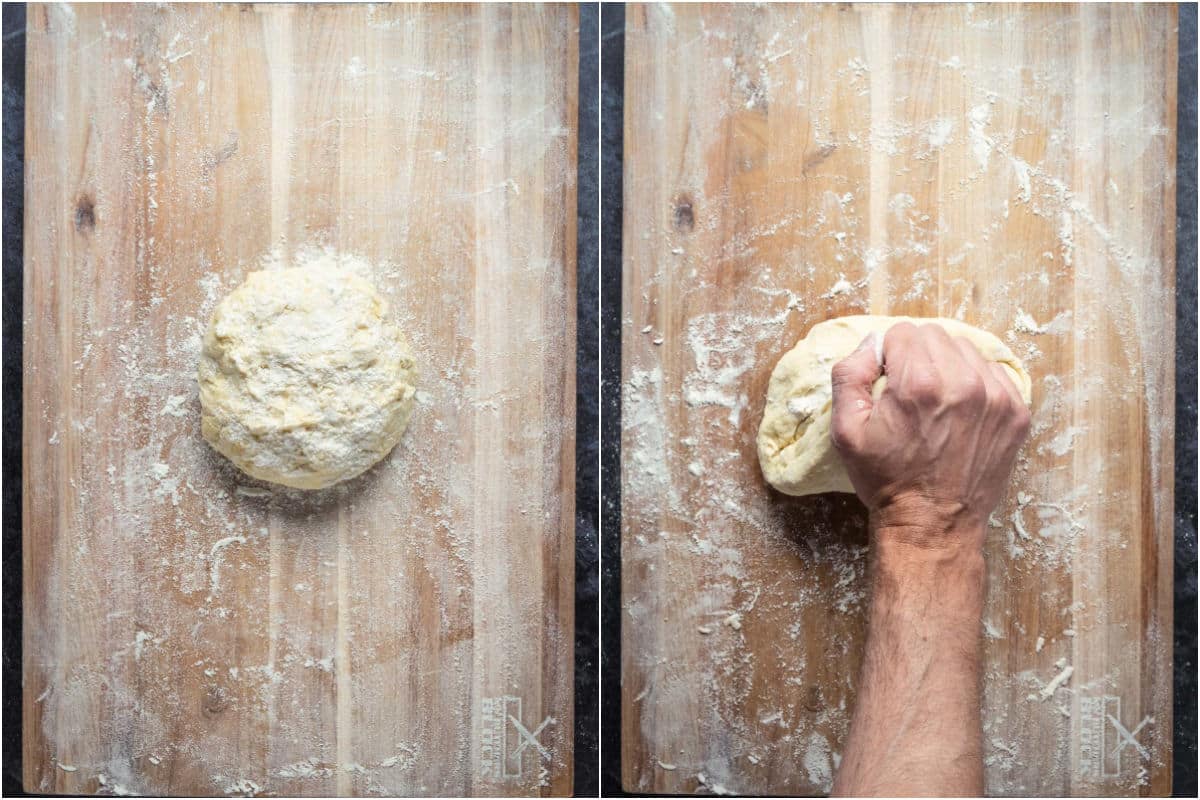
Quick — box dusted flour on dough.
[757,315,1031,496]
[198,259,418,489]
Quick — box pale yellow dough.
[757,315,1031,496]
[198,263,418,490]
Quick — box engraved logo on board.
[1079,694,1153,778]
[480,696,555,781]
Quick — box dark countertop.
[599,4,1197,796]
[0,3,600,795]
[3,5,26,795]
[575,4,600,795]
[599,4,625,796]
[1171,6,1197,796]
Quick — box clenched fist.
[829,321,1031,546]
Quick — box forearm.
[832,528,987,797]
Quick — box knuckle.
[907,368,943,402]
[884,322,915,350]
[953,334,980,356]
[830,425,847,452]
[831,354,874,388]
[966,372,988,397]
[830,417,858,454]
[1012,403,1033,435]
[830,359,856,385]
[949,372,987,405]
[921,323,951,343]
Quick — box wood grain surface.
[621,4,1176,796]
[23,4,576,796]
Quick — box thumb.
[830,332,882,453]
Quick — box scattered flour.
[927,117,955,150]
[822,275,855,298]
[802,733,834,790]
[968,101,996,170]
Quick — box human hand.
[829,322,1031,549]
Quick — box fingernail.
[856,332,883,366]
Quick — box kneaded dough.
[198,264,418,490]
[757,315,1031,497]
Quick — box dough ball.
[198,264,418,490]
[757,315,1031,497]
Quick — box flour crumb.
[1039,664,1074,700]
[1013,308,1072,336]
[160,394,189,417]
[1043,426,1082,457]
[802,732,834,789]
[208,535,248,596]
[133,630,154,661]
[927,117,954,149]
[968,101,995,170]
[303,656,335,673]
[277,759,330,779]
[345,56,367,80]
[97,774,132,796]
[221,777,262,796]
[823,275,855,298]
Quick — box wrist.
[869,536,987,627]
[869,491,988,553]
[871,533,987,586]
[869,497,988,609]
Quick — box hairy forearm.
[832,528,987,797]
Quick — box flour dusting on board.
[623,5,1174,796]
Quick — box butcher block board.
[23,4,576,796]
[621,4,1175,796]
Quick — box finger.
[881,321,919,364]
[946,336,1009,413]
[951,335,990,375]
[886,322,947,402]
[830,332,883,453]
[922,324,968,369]
[989,362,1026,407]
[879,321,920,380]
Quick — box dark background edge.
[599,2,624,797]
[3,2,25,796]
[577,2,600,796]
[1172,4,1197,797]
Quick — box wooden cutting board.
[621,4,1175,796]
[23,4,576,796]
